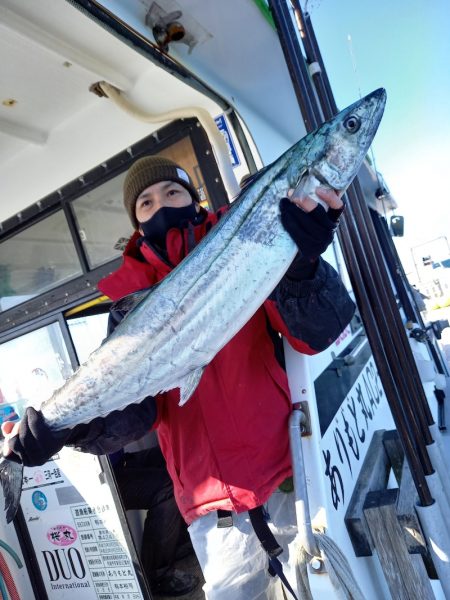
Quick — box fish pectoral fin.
[111,286,153,316]
[0,457,24,523]
[178,368,205,406]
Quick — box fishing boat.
[0,1,449,598]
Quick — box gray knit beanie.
[123,155,199,229]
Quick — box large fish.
[0,89,386,522]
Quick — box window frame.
[0,117,228,337]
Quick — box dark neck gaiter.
[139,203,198,248]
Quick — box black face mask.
[139,203,198,248]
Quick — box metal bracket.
[299,401,312,437]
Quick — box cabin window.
[71,172,130,269]
[0,119,228,330]
[0,321,73,419]
[67,313,109,363]
[0,211,82,312]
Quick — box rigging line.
[347,34,388,219]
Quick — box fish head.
[285,88,386,194]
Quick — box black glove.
[280,197,343,259]
[7,396,157,467]
[7,407,72,467]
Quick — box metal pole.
[268,0,321,132]
[337,217,433,505]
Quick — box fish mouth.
[296,168,341,195]
[309,168,341,193]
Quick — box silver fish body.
[37,88,385,431]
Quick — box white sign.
[320,355,390,516]
[21,449,144,600]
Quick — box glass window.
[0,211,83,312]
[67,312,109,364]
[0,322,73,424]
[71,171,132,269]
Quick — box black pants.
[113,446,187,583]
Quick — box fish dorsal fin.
[111,286,154,316]
[178,367,205,406]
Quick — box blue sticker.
[32,490,48,511]
[0,406,20,424]
[215,115,240,167]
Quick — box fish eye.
[344,115,361,133]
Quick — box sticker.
[47,524,77,547]
[215,115,240,167]
[176,168,190,183]
[32,490,48,511]
[0,405,20,423]
[34,471,45,485]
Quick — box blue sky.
[308,0,450,273]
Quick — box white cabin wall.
[0,104,151,223]
[95,0,307,162]
[0,91,297,224]
[0,0,309,222]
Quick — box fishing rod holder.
[429,319,449,340]
[409,327,429,343]
[330,336,368,376]
[345,429,436,597]
[410,319,449,343]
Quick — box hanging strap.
[268,554,299,600]
[248,506,283,558]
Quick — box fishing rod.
[347,177,434,434]
[298,7,437,424]
[373,213,450,378]
[336,179,434,472]
[299,7,438,440]
[293,14,450,594]
[294,1,435,431]
[371,215,420,323]
[267,0,322,132]
[268,0,434,505]
[337,215,433,505]
[373,213,449,428]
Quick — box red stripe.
[0,552,21,600]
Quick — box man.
[3,156,354,599]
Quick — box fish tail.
[0,458,23,523]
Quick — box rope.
[316,532,365,600]
[293,532,365,600]
[295,545,313,599]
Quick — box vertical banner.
[20,448,145,600]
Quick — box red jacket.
[99,208,354,523]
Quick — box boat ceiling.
[0,0,305,224]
